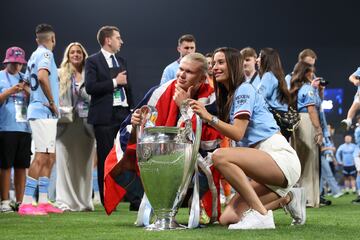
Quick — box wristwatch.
[209,115,219,126]
[49,100,54,105]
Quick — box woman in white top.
[56,42,95,211]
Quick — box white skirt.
[256,133,301,197]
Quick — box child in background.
[320,136,343,198]
[336,135,357,194]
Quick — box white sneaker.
[340,119,351,131]
[54,202,72,212]
[333,192,345,198]
[93,191,101,205]
[228,209,275,230]
[285,187,306,225]
[0,200,14,213]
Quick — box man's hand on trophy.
[131,108,142,126]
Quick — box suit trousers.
[93,106,130,205]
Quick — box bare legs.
[28,152,56,179]
[346,102,360,121]
[212,147,289,225]
[0,169,11,201]
[220,181,291,225]
[0,168,27,202]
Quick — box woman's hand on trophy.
[131,108,142,126]
[188,99,212,123]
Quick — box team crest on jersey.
[44,52,50,59]
[308,91,314,97]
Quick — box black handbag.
[249,73,300,134]
[267,106,301,133]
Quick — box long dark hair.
[259,48,290,105]
[213,47,245,122]
[289,61,314,107]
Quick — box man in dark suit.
[85,26,133,206]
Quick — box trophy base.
[145,217,186,231]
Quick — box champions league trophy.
[136,102,202,230]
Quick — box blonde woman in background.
[56,42,95,211]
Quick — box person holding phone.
[85,25,134,207]
[0,47,30,213]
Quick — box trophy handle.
[171,113,202,212]
[136,105,158,144]
[191,114,202,166]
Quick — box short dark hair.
[97,26,120,46]
[205,52,213,58]
[35,23,54,35]
[178,34,196,45]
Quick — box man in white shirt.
[85,25,134,206]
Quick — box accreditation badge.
[113,88,121,106]
[14,98,27,122]
[77,101,89,118]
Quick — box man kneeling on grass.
[103,53,223,227]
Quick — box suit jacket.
[85,51,133,125]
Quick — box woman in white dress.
[56,42,95,211]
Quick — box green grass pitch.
[0,194,359,240]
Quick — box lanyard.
[5,71,25,103]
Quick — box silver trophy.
[136,103,202,230]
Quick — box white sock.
[38,193,48,204]
[22,195,34,204]
[38,177,50,204]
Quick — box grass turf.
[0,194,359,240]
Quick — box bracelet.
[209,115,219,126]
[48,100,54,105]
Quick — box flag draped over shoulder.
[104,80,222,217]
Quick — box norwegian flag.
[104,80,222,219]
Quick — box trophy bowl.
[136,106,201,230]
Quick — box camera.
[319,77,329,87]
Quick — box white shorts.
[256,134,301,197]
[29,119,58,153]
